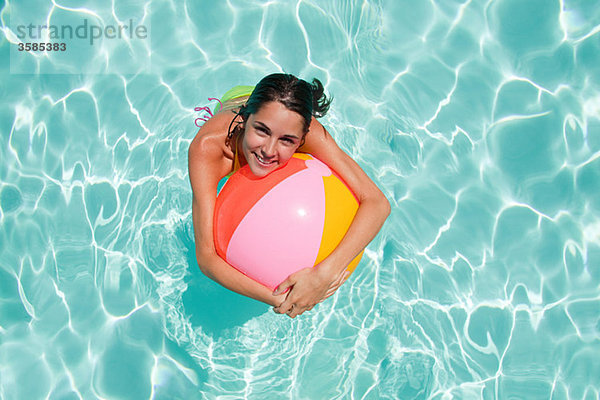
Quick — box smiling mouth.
[254,153,276,167]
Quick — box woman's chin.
[248,163,275,178]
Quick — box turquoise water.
[1,0,600,398]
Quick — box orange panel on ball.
[214,155,308,258]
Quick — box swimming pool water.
[1,0,600,399]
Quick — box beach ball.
[214,153,363,290]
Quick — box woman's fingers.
[274,303,309,318]
[273,295,301,316]
[272,276,295,296]
[286,304,300,318]
[275,295,317,318]
[273,299,292,315]
[273,268,351,318]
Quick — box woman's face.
[241,101,305,178]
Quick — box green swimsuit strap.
[214,85,256,114]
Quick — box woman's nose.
[262,138,277,157]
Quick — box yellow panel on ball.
[315,172,363,273]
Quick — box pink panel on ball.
[305,158,332,177]
[226,166,327,289]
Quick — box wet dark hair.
[227,73,332,142]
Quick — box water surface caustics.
[1,0,599,399]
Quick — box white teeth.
[255,153,274,165]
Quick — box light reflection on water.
[1,0,599,399]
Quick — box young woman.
[188,73,390,318]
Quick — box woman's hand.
[272,263,350,318]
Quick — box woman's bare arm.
[273,118,391,317]
[302,119,391,272]
[188,129,286,307]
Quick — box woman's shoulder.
[300,117,335,152]
[188,112,238,181]
[190,112,235,157]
